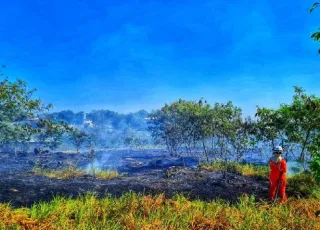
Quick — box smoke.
[83,151,121,173]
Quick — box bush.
[309,154,320,183]
[287,172,320,199]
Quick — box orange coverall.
[268,158,287,202]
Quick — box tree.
[278,87,320,165]
[0,66,53,152]
[207,101,244,162]
[148,98,250,162]
[69,129,89,153]
[255,104,301,161]
[310,2,320,53]
[232,116,257,162]
[124,136,134,151]
[36,119,72,151]
[148,102,185,156]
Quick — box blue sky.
[1,0,319,116]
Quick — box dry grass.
[0,193,319,230]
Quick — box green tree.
[232,116,257,162]
[148,99,249,162]
[208,101,243,161]
[69,129,89,153]
[0,66,54,152]
[148,102,184,156]
[279,87,320,164]
[310,2,320,53]
[36,119,72,151]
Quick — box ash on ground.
[0,149,269,207]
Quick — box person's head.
[273,146,283,155]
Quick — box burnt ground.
[0,150,270,208]
[0,168,269,208]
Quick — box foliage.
[36,119,73,151]
[48,109,149,130]
[45,109,151,149]
[255,86,320,177]
[69,129,89,153]
[255,107,285,149]
[149,99,256,161]
[0,67,51,148]
[0,193,320,229]
[148,100,185,156]
[287,173,320,199]
[0,66,75,152]
[309,153,320,182]
[123,135,146,150]
[310,2,320,54]
[280,87,320,159]
[208,101,247,161]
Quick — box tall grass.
[0,193,319,230]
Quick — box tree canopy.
[310,2,320,53]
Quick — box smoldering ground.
[0,149,270,208]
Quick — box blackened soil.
[0,166,269,208]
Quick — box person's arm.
[281,159,287,174]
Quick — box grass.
[0,193,319,230]
[287,172,320,199]
[94,170,120,180]
[1,161,319,229]
[200,160,320,199]
[32,165,119,180]
[199,160,269,180]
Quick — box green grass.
[287,172,320,199]
[5,161,318,229]
[94,170,120,180]
[0,193,319,230]
[32,165,119,180]
[200,160,320,199]
[199,160,269,180]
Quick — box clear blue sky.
[1,0,319,116]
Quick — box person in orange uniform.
[268,146,287,203]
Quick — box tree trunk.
[300,130,311,170]
[202,139,209,162]
[271,139,275,149]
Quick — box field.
[0,150,319,229]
